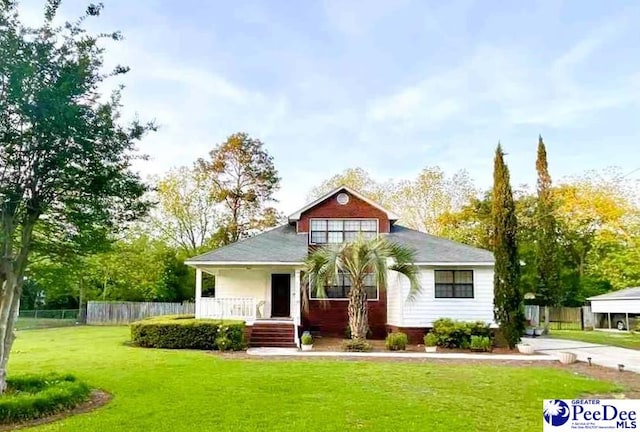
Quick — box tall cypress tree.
[492,144,524,348]
[535,136,561,328]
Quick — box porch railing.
[197,297,257,323]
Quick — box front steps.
[250,322,296,348]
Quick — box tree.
[152,167,224,254]
[197,132,280,244]
[553,169,638,301]
[534,137,561,328]
[307,166,478,235]
[25,256,87,310]
[0,2,152,391]
[394,167,477,235]
[85,234,190,302]
[491,144,524,348]
[437,193,493,250]
[307,167,389,204]
[437,164,640,306]
[304,236,420,340]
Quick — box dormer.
[287,186,400,244]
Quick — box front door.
[271,274,291,318]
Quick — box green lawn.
[8,327,620,431]
[548,329,640,350]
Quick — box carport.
[588,287,640,331]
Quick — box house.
[588,287,640,330]
[185,186,495,347]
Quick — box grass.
[7,327,620,431]
[548,329,640,350]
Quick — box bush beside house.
[431,318,491,349]
[385,332,408,351]
[130,315,245,351]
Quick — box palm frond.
[303,236,421,301]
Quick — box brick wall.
[303,290,388,339]
[297,191,390,233]
[243,325,252,345]
[385,325,428,344]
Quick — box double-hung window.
[309,219,377,244]
[434,270,474,298]
[310,272,378,300]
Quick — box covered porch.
[194,265,303,328]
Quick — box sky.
[18,0,640,214]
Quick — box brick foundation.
[243,325,253,344]
[385,325,429,344]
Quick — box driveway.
[524,336,640,373]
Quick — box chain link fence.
[17,309,81,330]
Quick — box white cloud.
[367,75,466,126]
[365,45,532,129]
[365,26,639,133]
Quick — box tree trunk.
[347,285,369,340]
[0,218,35,393]
[0,275,21,393]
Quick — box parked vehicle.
[601,314,640,331]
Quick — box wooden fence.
[524,305,585,330]
[548,306,582,330]
[87,301,195,325]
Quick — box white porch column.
[195,268,202,319]
[293,269,301,347]
[293,270,301,325]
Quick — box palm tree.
[304,236,420,340]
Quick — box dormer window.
[309,219,378,244]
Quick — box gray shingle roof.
[185,225,308,263]
[185,223,494,265]
[385,225,494,263]
[588,287,640,301]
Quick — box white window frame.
[434,269,475,299]
[308,218,379,245]
[308,273,380,302]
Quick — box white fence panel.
[198,298,256,323]
[525,305,540,326]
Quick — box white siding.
[591,299,640,314]
[395,266,494,327]
[216,269,269,299]
[386,271,403,326]
[205,267,301,320]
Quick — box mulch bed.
[305,337,523,354]
[0,390,112,431]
